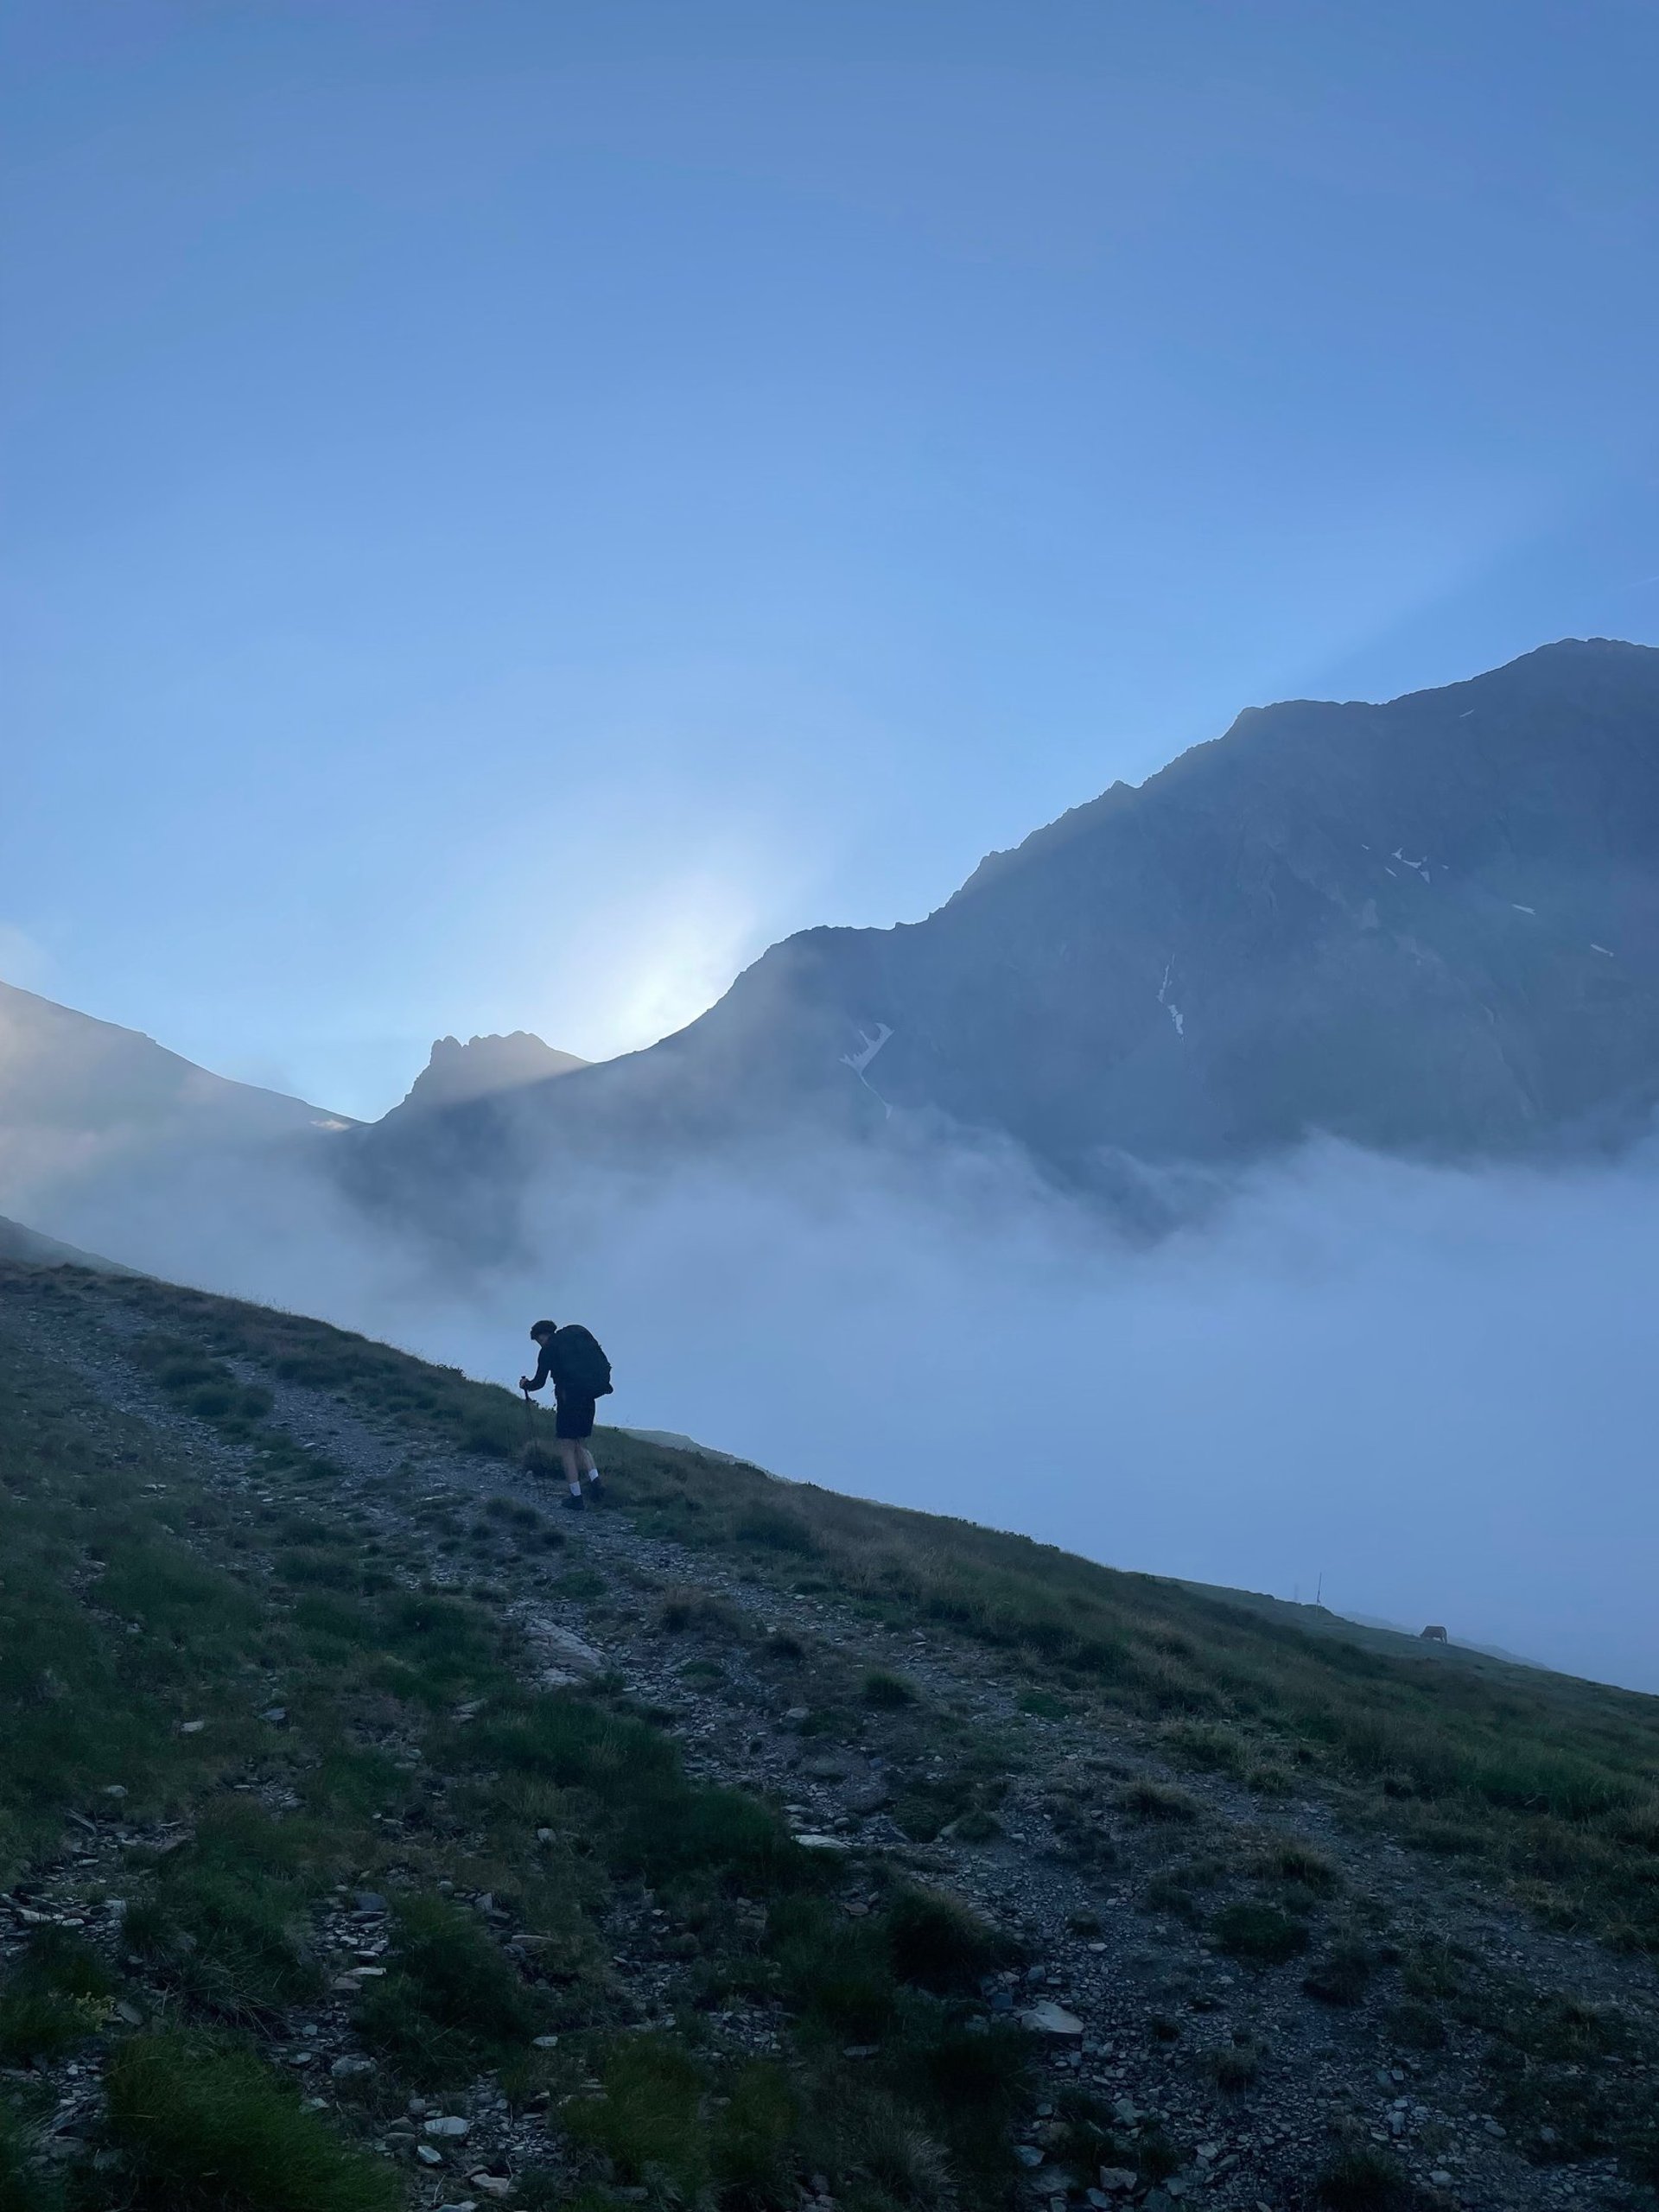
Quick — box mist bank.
[17,1124,1659,1698]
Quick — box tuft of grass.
[1205,2039,1260,2092]
[1209,1903,1309,1964]
[1256,1838,1342,1895]
[1387,2000,1448,2051]
[564,2037,803,2207]
[461,1692,810,1891]
[950,1808,1003,1843]
[353,1894,540,2082]
[101,2030,401,2212]
[0,2102,58,2212]
[734,1505,818,1555]
[0,1928,113,2063]
[1304,1939,1374,2006]
[1313,2145,1419,2210]
[565,2035,709,2196]
[1118,1780,1202,1823]
[658,1589,741,1636]
[862,1668,918,1710]
[883,1885,1015,1993]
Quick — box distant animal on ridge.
[1420,1624,1449,1644]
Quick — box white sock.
[569,1478,582,1496]
[586,1465,601,1483]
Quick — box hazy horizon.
[10,1095,1657,1700]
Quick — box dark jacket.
[527,1324,610,1398]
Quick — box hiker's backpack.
[554,1324,613,1398]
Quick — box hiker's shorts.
[555,1392,597,1440]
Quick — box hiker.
[520,1319,613,1510]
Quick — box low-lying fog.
[26,1131,1659,1697]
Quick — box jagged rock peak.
[399,1031,588,1114]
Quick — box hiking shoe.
[560,1491,586,1512]
[587,1474,605,1503]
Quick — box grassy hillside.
[1,1257,1656,2212]
[90,1260,1659,1951]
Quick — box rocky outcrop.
[394,1032,587,1115]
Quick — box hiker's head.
[530,1319,557,1344]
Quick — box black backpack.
[553,1324,613,1398]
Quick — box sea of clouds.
[16,1118,1659,1697]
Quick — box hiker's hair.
[530,1319,558,1340]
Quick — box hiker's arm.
[522,1347,556,1393]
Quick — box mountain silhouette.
[391,1031,587,1116]
[348,638,1659,1237]
[0,976,352,1226]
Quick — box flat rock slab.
[1021,1999,1085,2037]
[512,1608,604,1684]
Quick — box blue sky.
[4,0,1659,1118]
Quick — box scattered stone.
[531,2033,560,2049]
[416,2144,443,2167]
[423,2116,472,2139]
[1022,2000,1085,2037]
[178,1719,206,1735]
[330,2055,375,2079]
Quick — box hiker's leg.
[556,1440,583,1496]
[578,1446,596,1479]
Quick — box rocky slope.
[2,1257,1656,2212]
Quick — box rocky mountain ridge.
[346,639,1659,1245]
